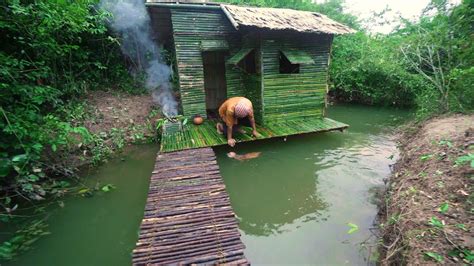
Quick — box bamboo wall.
[170,8,235,118]
[224,35,245,100]
[261,33,332,123]
[167,7,332,123]
[225,34,263,123]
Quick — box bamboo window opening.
[227,48,254,65]
[280,49,315,64]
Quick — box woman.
[217,97,259,147]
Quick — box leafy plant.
[0,220,49,260]
[428,217,444,228]
[389,213,401,225]
[347,223,359,234]
[448,248,473,263]
[455,153,474,168]
[424,251,444,262]
[101,184,116,192]
[420,154,434,161]
[438,203,449,214]
[455,223,468,231]
[438,140,453,148]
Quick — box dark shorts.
[221,117,251,134]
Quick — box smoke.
[100,0,178,117]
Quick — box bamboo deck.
[161,117,348,152]
[132,148,248,265]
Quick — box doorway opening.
[202,51,228,119]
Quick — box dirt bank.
[84,90,158,141]
[51,90,160,171]
[380,114,473,265]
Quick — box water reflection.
[215,136,335,237]
[5,145,159,266]
[215,104,411,264]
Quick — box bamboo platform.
[161,117,348,152]
[132,148,248,265]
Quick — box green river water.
[4,104,410,265]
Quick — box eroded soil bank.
[380,114,473,264]
[59,91,159,170]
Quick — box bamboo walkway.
[132,148,248,265]
[161,117,348,152]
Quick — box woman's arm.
[248,112,259,137]
[226,124,235,147]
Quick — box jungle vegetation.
[0,0,472,259]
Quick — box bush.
[331,0,473,117]
[0,0,130,207]
[330,32,428,107]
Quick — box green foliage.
[101,184,116,192]
[438,140,453,148]
[0,0,133,218]
[346,222,359,234]
[331,32,427,107]
[0,220,49,260]
[455,223,468,231]
[395,0,473,117]
[455,153,474,168]
[448,248,474,263]
[420,154,434,161]
[331,0,473,116]
[221,0,473,115]
[438,202,449,214]
[428,217,444,228]
[424,251,444,262]
[388,213,401,224]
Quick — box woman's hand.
[227,138,236,147]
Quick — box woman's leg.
[235,117,251,133]
[216,122,225,134]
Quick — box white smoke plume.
[100,0,178,117]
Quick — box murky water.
[4,104,409,265]
[3,145,159,266]
[214,104,410,265]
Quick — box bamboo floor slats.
[161,117,348,152]
[132,148,248,265]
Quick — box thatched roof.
[221,5,355,35]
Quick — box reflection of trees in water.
[228,132,382,237]
[221,105,409,237]
[231,164,329,237]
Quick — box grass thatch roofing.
[146,1,355,35]
[221,4,355,34]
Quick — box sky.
[317,0,462,34]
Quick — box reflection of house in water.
[147,0,354,152]
[221,151,329,236]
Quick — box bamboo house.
[147,0,355,152]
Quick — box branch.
[400,46,442,92]
[435,48,447,93]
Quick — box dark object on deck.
[132,148,248,265]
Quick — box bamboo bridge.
[132,117,348,264]
[132,148,248,265]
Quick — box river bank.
[61,90,160,170]
[380,114,473,264]
[0,90,160,261]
